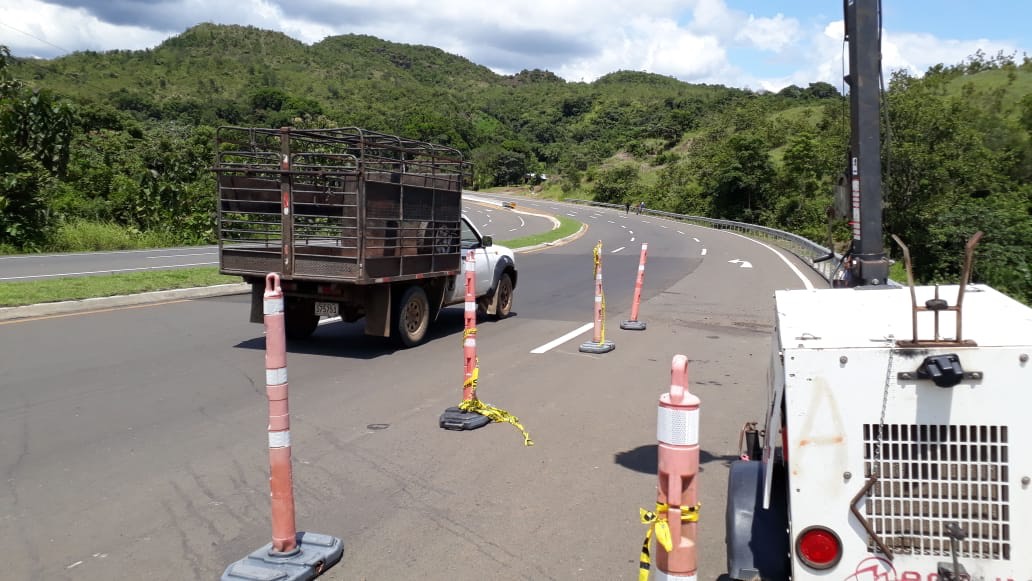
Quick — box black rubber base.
[221,531,344,581]
[620,320,647,330]
[439,406,491,430]
[579,340,616,354]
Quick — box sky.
[1,0,1029,92]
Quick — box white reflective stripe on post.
[266,368,287,386]
[268,430,291,449]
[464,338,476,348]
[652,571,697,581]
[657,406,699,446]
[465,302,476,312]
[595,296,602,302]
[264,298,284,315]
[639,264,646,271]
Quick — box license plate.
[314,301,339,317]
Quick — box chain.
[872,334,895,477]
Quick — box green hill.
[4,28,1029,302]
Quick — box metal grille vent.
[862,424,1010,559]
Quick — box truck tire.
[490,272,514,319]
[392,285,430,347]
[284,297,320,339]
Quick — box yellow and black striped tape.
[638,502,700,581]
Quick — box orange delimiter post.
[264,273,298,555]
[462,250,477,402]
[656,354,700,579]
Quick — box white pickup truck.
[213,126,517,347]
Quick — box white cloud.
[882,32,1018,78]
[735,14,800,53]
[1,1,169,57]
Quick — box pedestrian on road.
[624,201,630,214]
[638,201,645,215]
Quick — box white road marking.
[629,231,634,235]
[611,247,625,253]
[67,561,84,569]
[509,228,518,232]
[693,238,700,242]
[0,262,218,281]
[660,225,668,229]
[701,249,708,256]
[567,213,578,217]
[729,259,754,268]
[531,323,594,354]
[608,220,615,224]
[147,252,214,259]
[677,231,685,235]
[518,215,525,227]
[620,225,627,229]
[723,230,814,290]
[630,237,635,242]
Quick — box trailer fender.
[725,460,789,581]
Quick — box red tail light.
[796,526,842,570]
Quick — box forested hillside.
[2,25,1031,301]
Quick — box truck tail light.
[796,526,842,570]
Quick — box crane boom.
[844,0,890,285]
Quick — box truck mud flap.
[364,285,391,338]
[725,459,789,581]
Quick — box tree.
[1,45,74,249]
[471,142,532,188]
[700,133,775,222]
[591,163,643,205]
[805,82,839,99]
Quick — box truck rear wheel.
[491,272,514,319]
[284,297,320,339]
[392,285,430,348]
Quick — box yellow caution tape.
[638,502,701,581]
[458,397,533,446]
[458,328,533,446]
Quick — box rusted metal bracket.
[891,232,982,348]
[849,474,894,560]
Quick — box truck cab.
[448,216,517,308]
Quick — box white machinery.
[727,271,1032,580]
[725,2,1032,579]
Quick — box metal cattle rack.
[213,126,468,283]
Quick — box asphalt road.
[0,198,827,580]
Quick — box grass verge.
[502,215,581,250]
[0,267,240,307]
[1,215,584,307]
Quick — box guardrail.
[564,199,845,284]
